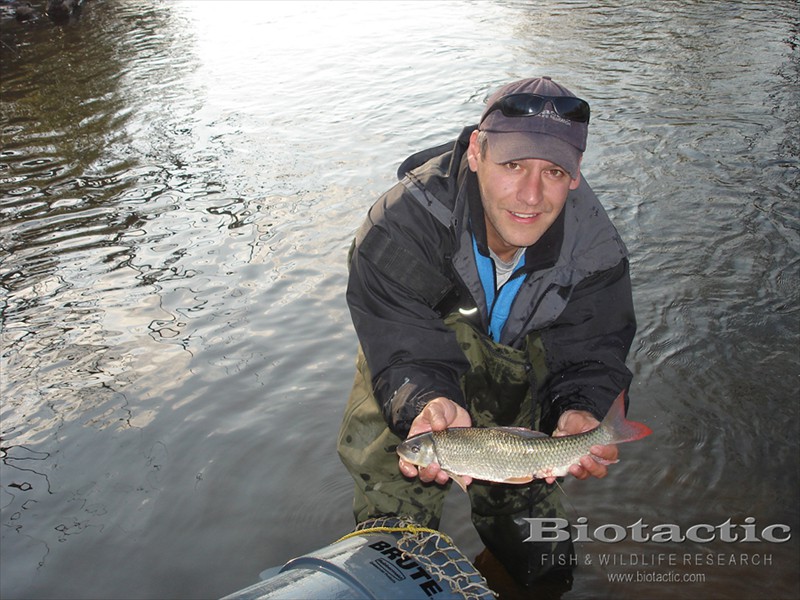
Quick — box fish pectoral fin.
[494,427,549,439]
[445,471,470,493]
[502,475,535,484]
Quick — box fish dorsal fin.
[493,426,549,439]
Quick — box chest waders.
[337,311,575,587]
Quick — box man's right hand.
[398,397,472,486]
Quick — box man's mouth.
[510,211,539,219]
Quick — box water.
[1,1,798,598]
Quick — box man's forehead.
[481,143,568,170]
[475,110,583,178]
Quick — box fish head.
[396,432,438,468]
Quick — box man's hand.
[549,409,618,484]
[398,397,472,487]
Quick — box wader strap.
[359,226,455,309]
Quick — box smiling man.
[338,77,637,590]
[469,135,580,261]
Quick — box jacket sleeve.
[539,258,637,432]
[346,187,470,438]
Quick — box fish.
[396,390,652,491]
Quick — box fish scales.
[429,425,613,482]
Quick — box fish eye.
[411,444,420,453]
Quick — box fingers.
[408,397,471,438]
[398,457,451,484]
[542,440,620,483]
[554,409,599,437]
[398,457,419,479]
[401,398,472,487]
[591,443,619,464]
[568,444,620,480]
[569,456,603,480]
[398,457,471,487]
[407,399,447,438]
[552,410,620,481]
[425,403,450,432]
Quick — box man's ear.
[467,130,481,172]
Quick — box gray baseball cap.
[479,76,589,178]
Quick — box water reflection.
[1,1,799,599]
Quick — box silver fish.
[396,390,652,491]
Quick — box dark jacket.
[347,126,636,437]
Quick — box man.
[337,76,636,588]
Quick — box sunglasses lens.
[500,94,546,117]
[553,97,590,122]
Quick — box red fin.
[602,390,653,443]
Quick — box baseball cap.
[479,76,589,178]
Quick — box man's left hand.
[548,409,618,484]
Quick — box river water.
[1,1,798,599]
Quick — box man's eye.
[503,161,521,170]
[546,169,566,178]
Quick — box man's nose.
[518,172,543,206]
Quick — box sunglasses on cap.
[480,93,591,125]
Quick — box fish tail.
[602,390,653,443]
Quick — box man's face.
[467,130,581,262]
